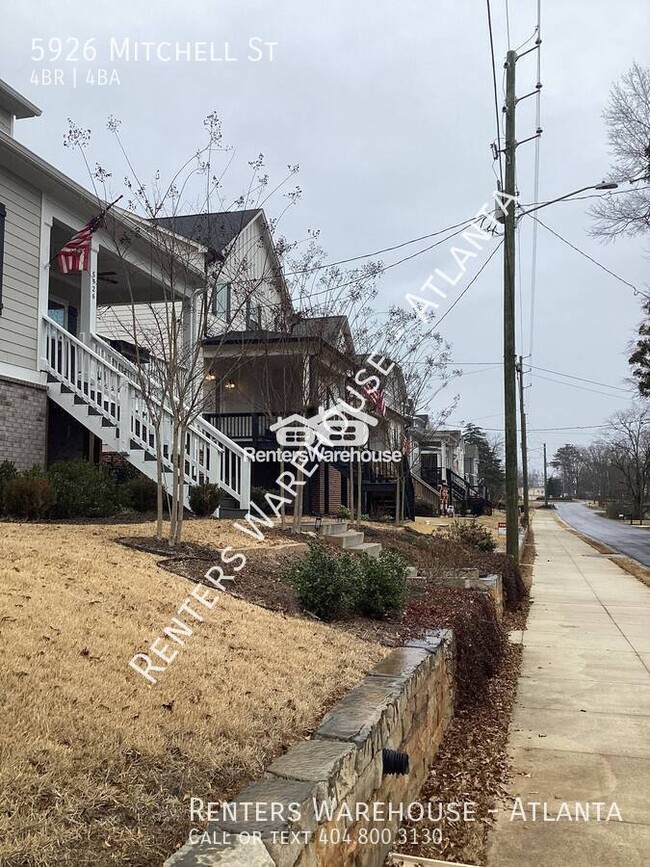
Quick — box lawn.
[0,519,385,866]
[402,510,507,550]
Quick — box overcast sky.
[3,0,649,469]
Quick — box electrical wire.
[524,214,650,300]
[486,0,504,190]
[528,0,542,383]
[504,0,512,49]
[532,372,633,400]
[528,364,632,393]
[432,240,504,331]
[293,220,500,303]
[482,423,609,432]
[284,215,478,277]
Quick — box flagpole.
[47,195,123,270]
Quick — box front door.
[48,298,78,336]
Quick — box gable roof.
[156,209,261,255]
[0,79,41,119]
[291,315,355,353]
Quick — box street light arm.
[518,183,619,217]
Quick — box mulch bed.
[396,642,523,865]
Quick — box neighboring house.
[159,205,416,519]
[0,79,250,511]
[411,421,490,515]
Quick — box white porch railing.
[42,316,251,509]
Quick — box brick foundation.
[0,375,47,470]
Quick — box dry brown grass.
[407,510,508,551]
[103,515,295,550]
[0,521,384,866]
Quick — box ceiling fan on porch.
[98,270,119,284]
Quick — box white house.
[0,78,251,511]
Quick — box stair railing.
[43,317,250,508]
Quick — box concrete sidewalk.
[488,509,650,867]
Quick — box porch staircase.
[41,316,251,514]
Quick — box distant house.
[411,421,490,515]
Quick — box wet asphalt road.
[554,501,650,567]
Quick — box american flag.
[56,212,105,274]
[362,384,387,416]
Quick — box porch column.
[79,238,99,342]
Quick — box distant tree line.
[548,404,650,521]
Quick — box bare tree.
[66,113,300,545]
[604,404,650,522]
[590,62,650,241]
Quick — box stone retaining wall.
[412,570,503,620]
[166,630,455,867]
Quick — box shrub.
[0,460,18,513]
[414,497,435,517]
[4,475,53,519]
[353,550,409,619]
[286,541,359,620]
[448,519,496,553]
[189,482,224,516]
[251,486,283,510]
[337,505,352,520]
[479,552,528,610]
[123,476,158,512]
[48,460,120,518]
[103,459,139,486]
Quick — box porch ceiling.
[49,220,201,306]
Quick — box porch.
[38,204,252,511]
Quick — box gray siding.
[0,109,13,136]
[0,168,41,371]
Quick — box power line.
[504,0,512,49]
[529,424,609,432]
[293,221,487,302]
[483,423,609,432]
[433,240,504,331]
[533,372,633,400]
[486,0,504,190]
[285,215,477,277]
[528,364,632,392]
[525,214,650,300]
[528,0,542,382]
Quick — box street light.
[518,181,619,217]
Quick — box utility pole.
[543,443,548,507]
[503,49,519,561]
[517,356,530,526]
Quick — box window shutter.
[0,203,5,314]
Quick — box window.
[246,299,262,330]
[0,202,5,314]
[212,282,231,320]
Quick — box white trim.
[37,194,52,369]
[0,360,47,387]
